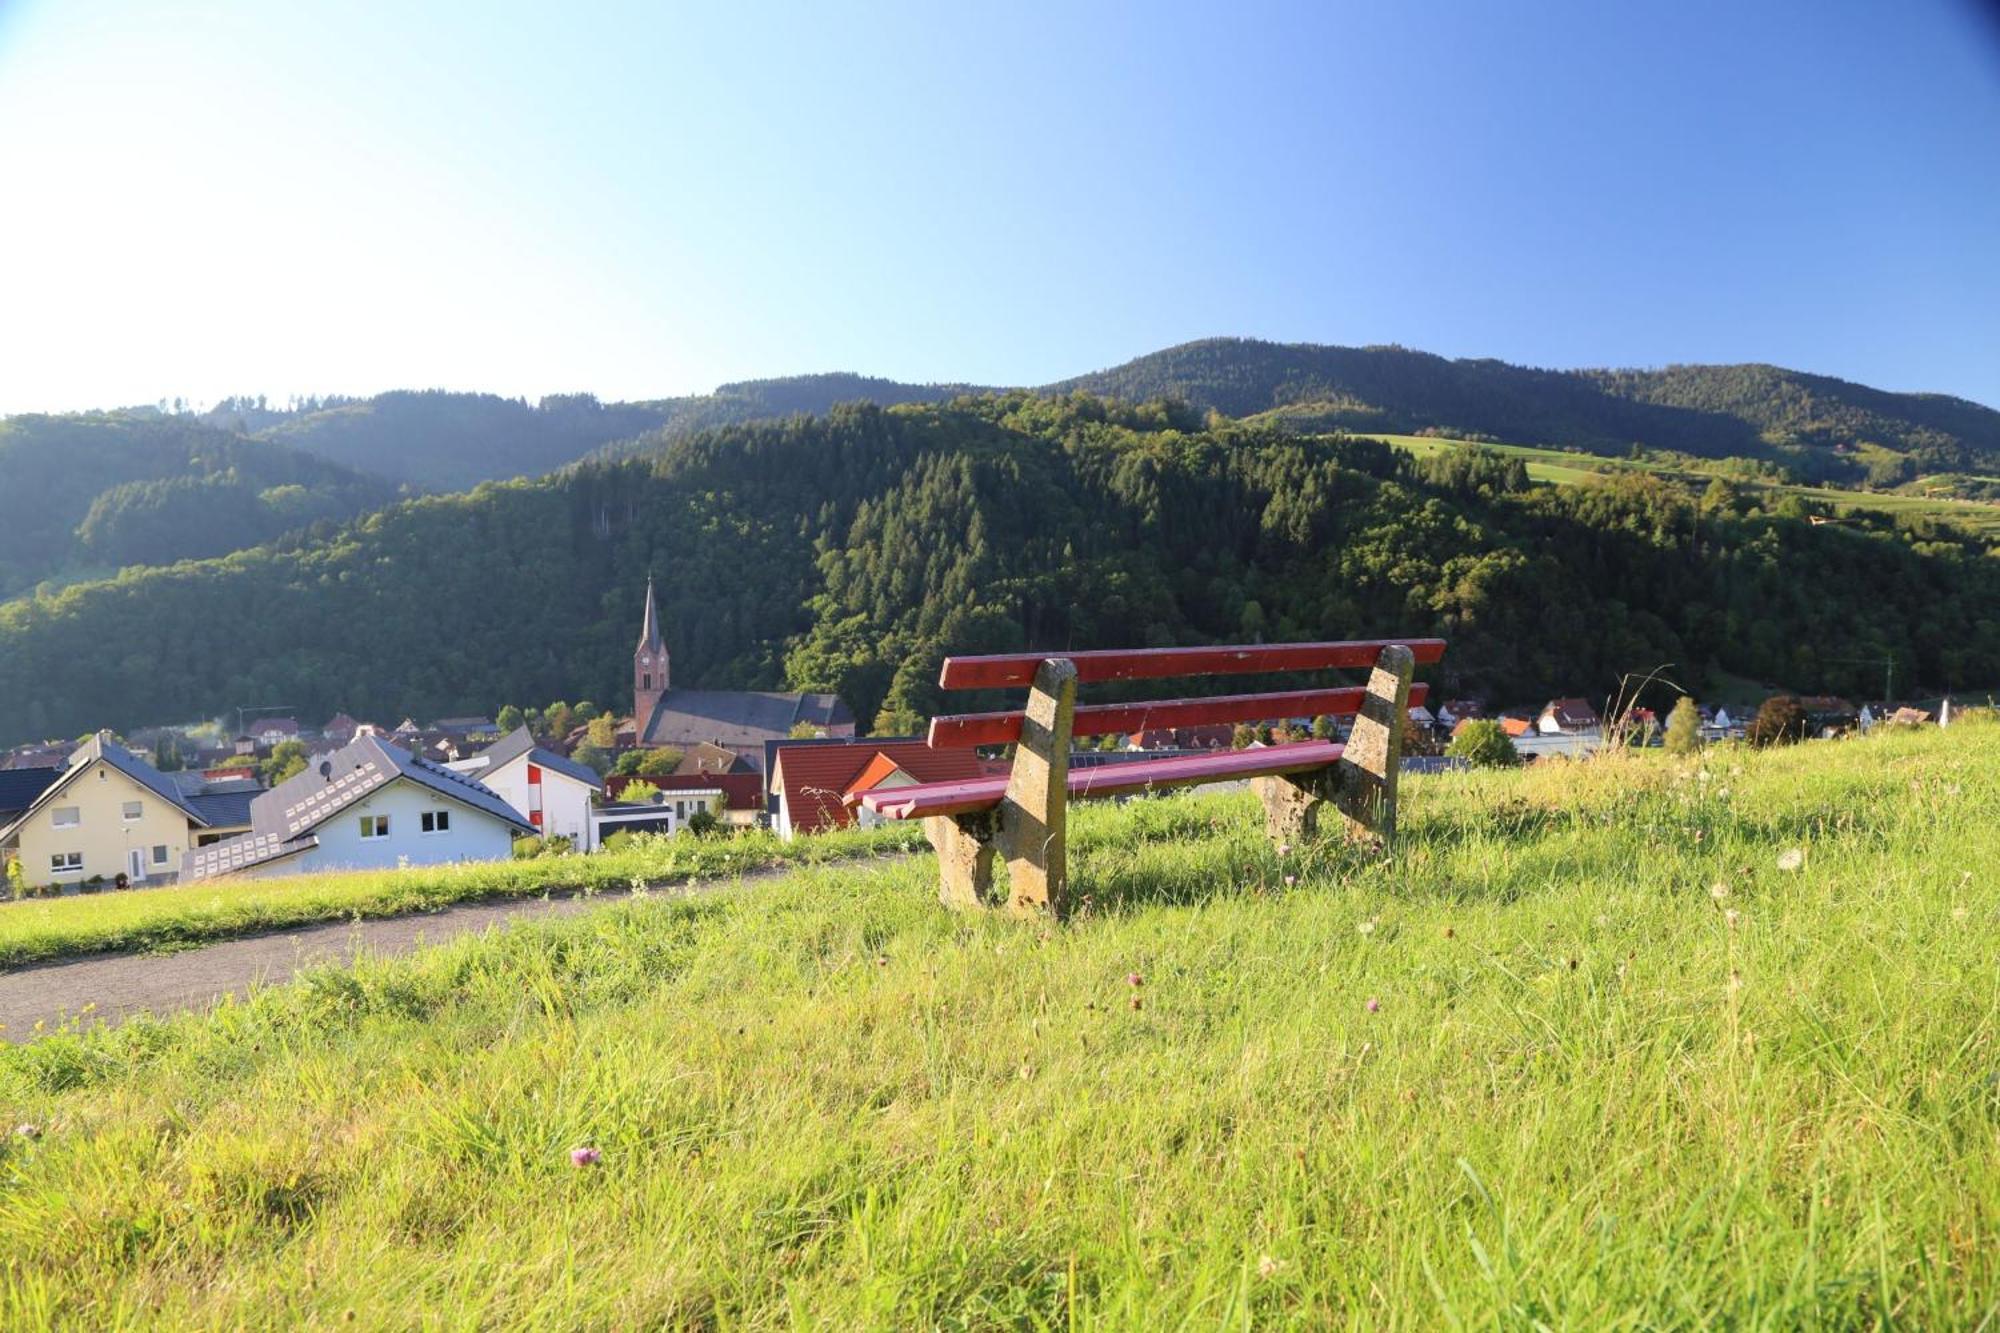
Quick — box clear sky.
[2,0,1997,415]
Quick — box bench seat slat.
[938,639,1446,690]
[862,741,1344,821]
[927,682,1429,748]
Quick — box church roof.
[637,576,664,655]
[639,689,853,750]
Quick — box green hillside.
[252,390,676,491]
[1055,339,2000,482]
[1,394,1994,745]
[2,724,1994,1325]
[0,413,394,600]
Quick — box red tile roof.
[607,771,763,812]
[772,741,987,835]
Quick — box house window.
[152,844,170,866]
[50,852,83,876]
[421,810,451,834]
[122,800,143,821]
[360,815,390,839]
[51,806,80,828]
[642,673,651,690]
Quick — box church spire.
[637,575,664,655]
[634,577,669,738]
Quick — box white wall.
[479,755,596,851]
[243,781,516,878]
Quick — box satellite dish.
[319,761,333,781]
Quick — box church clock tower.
[634,576,669,740]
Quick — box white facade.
[592,789,721,845]
[234,782,517,879]
[465,753,597,851]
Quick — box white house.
[448,727,602,850]
[591,788,724,845]
[183,735,531,880]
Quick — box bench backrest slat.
[937,639,1446,690]
[927,682,1430,748]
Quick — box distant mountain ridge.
[1048,339,2000,482]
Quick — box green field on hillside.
[1,725,1996,1326]
[1366,432,2000,536]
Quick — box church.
[628,578,854,766]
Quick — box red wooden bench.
[858,638,1445,917]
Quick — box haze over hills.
[0,414,394,600]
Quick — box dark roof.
[0,767,62,820]
[0,734,213,844]
[637,576,664,655]
[640,689,853,749]
[460,727,602,790]
[185,789,259,828]
[1542,698,1600,728]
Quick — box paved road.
[0,872,777,1042]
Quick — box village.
[0,579,1962,898]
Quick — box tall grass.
[0,726,1994,1327]
[0,821,921,967]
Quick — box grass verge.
[0,821,921,968]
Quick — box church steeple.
[634,576,669,738]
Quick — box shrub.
[4,855,24,900]
[1445,719,1520,768]
[621,780,663,805]
[601,830,638,854]
[1747,694,1809,748]
[687,809,720,837]
[512,836,545,859]
[1665,696,1702,756]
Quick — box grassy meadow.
[1363,431,2000,536]
[0,724,1995,1326]
[0,821,921,968]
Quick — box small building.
[606,771,764,828]
[768,740,987,839]
[1537,698,1601,735]
[449,727,603,850]
[322,713,363,745]
[593,788,725,842]
[249,717,300,744]
[433,716,500,740]
[0,734,253,892]
[1797,696,1860,737]
[183,735,531,881]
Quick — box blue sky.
[1,0,1996,414]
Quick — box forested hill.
[1,394,1993,745]
[249,391,677,490]
[0,414,394,600]
[1052,339,2000,481]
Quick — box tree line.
[0,393,1993,745]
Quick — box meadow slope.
[0,725,1995,1327]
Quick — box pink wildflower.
[570,1146,601,1167]
[1127,972,1143,988]
[1365,998,1380,1013]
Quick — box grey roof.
[0,734,210,844]
[464,727,602,789]
[255,734,532,842]
[184,734,532,881]
[639,689,853,749]
[185,789,259,828]
[0,767,61,821]
[184,833,319,880]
